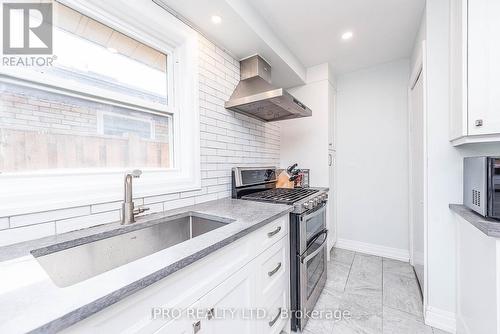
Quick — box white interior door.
[409,68,425,291]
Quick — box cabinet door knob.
[475,119,483,127]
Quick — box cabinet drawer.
[257,286,288,334]
[258,237,288,299]
[253,215,288,253]
[153,314,195,334]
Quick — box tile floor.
[301,248,450,334]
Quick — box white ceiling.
[157,0,425,85]
[249,0,425,74]
[155,0,307,88]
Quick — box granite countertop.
[0,198,292,334]
[450,204,500,237]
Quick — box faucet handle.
[133,206,150,215]
[128,169,142,178]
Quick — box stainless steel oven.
[231,166,329,332]
[290,202,328,331]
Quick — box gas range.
[231,166,329,331]
[231,167,327,214]
[241,187,327,214]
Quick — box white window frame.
[0,0,201,216]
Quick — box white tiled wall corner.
[0,35,280,247]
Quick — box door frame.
[407,40,428,315]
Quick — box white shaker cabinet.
[153,316,193,334]
[190,263,256,334]
[450,0,500,145]
[62,215,290,334]
[192,237,289,334]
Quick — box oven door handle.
[300,229,328,264]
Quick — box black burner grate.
[241,188,318,204]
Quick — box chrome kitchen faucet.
[122,170,149,225]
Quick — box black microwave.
[464,157,500,220]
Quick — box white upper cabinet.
[468,0,500,135]
[450,0,500,145]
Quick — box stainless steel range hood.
[225,55,312,122]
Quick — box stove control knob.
[314,198,319,206]
[306,200,314,210]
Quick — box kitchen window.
[1,2,173,172]
[0,0,200,215]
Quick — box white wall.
[423,0,500,330]
[335,59,410,256]
[280,63,333,187]
[0,35,281,247]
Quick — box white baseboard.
[425,306,456,333]
[335,238,410,262]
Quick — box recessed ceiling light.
[211,15,222,24]
[107,47,118,53]
[341,31,353,40]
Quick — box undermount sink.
[32,213,232,288]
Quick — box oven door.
[299,203,327,253]
[489,157,500,219]
[297,204,328,329]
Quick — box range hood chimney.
[224,55,312,122]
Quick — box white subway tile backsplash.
[163,197,196,211]
[207,184,229,194]
[10,206,90,228]
[0,218,9,230]
[194,193,218,204]
[91,201,122,214]
[56,211,120,234]
[0,35,280,247]
[180,188,207,198]
[0,222,54,247]
[201,178,218,187]
[143,193,180,205]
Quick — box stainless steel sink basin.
[32,213,232,287]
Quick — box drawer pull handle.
[268,262,282,277]
[267,226,281,238]
[207,308,215,320]
[193,320,201,333]
[268,307,282,327]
